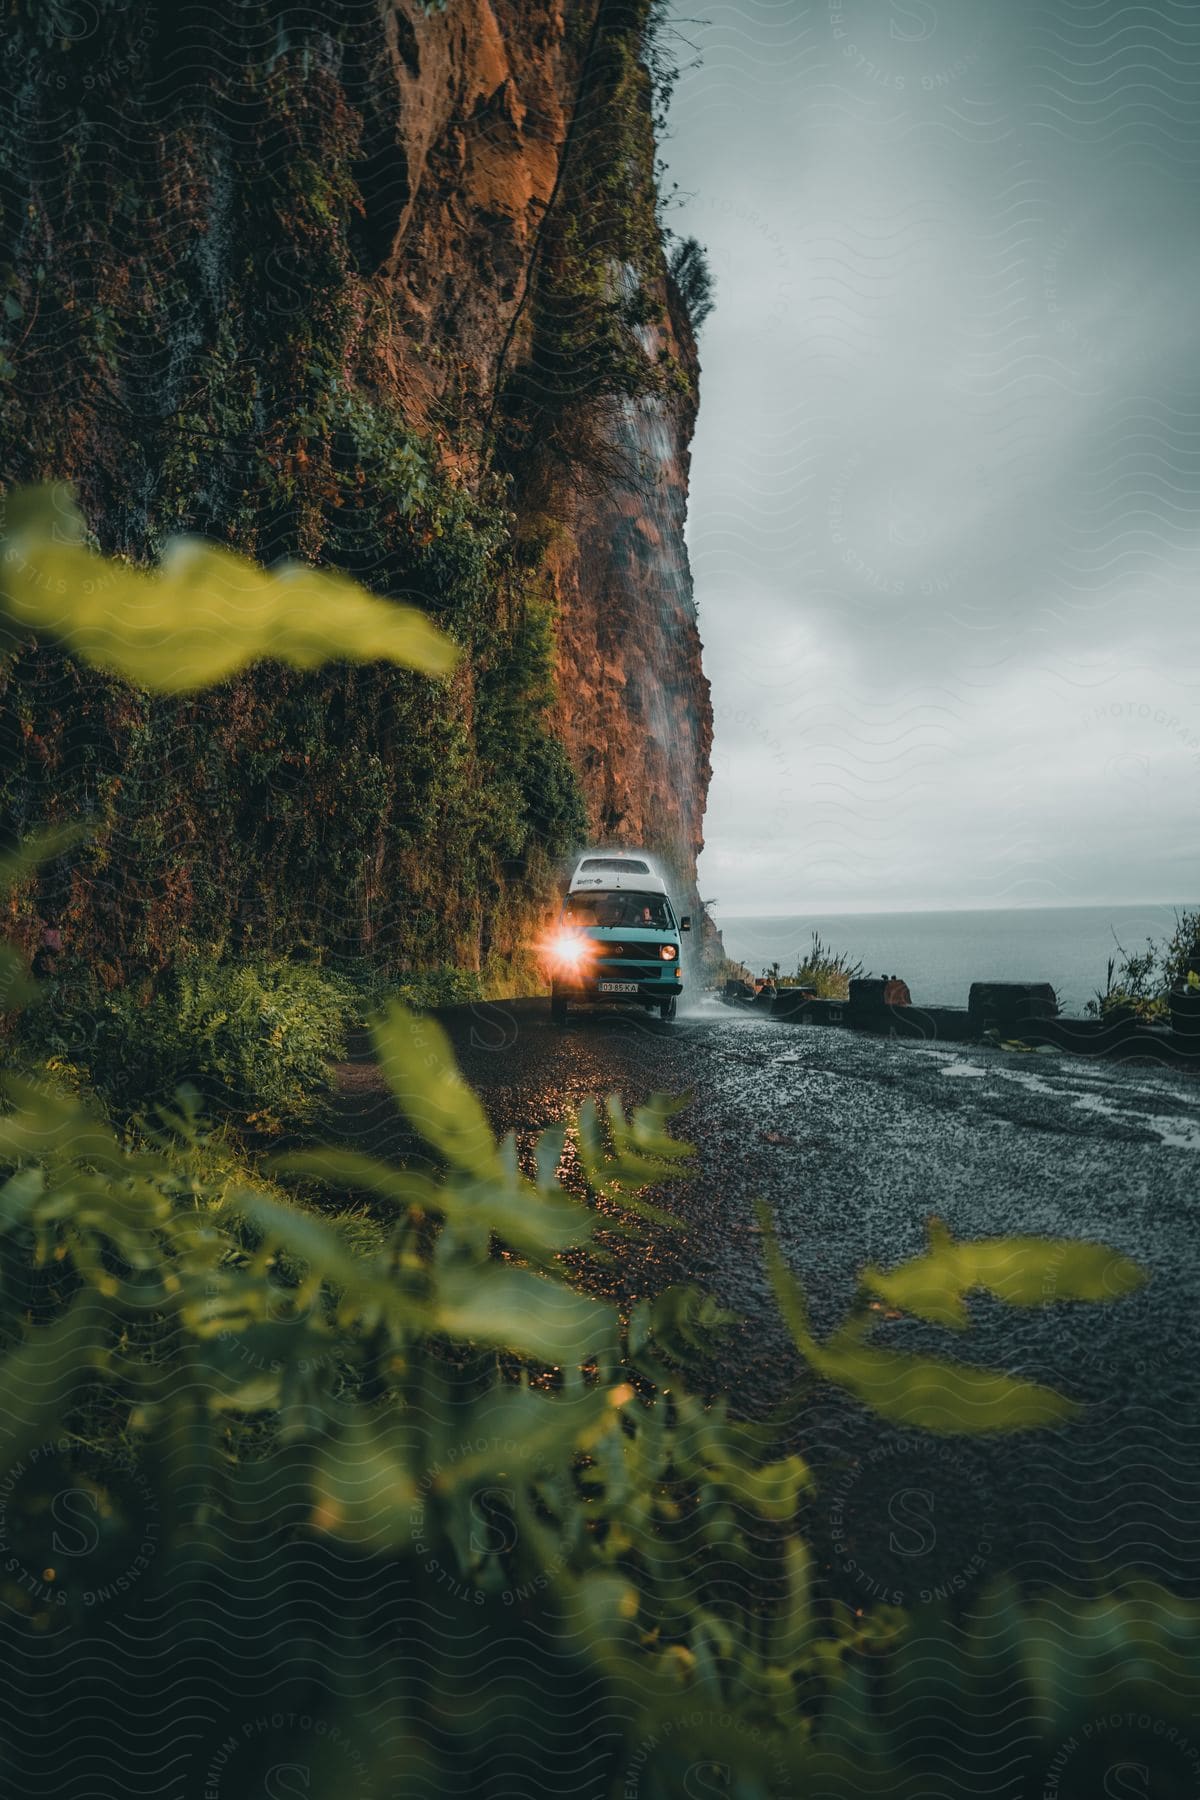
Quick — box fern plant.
[23,956,361,1133]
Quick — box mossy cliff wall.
[0,1,712,983]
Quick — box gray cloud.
[660,0,1200,911]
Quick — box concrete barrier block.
[888,1005,976,1042]
[968,982,1058,1032]
[849,976,913,1009]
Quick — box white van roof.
[568,852,658,893]
[571,852,652,876]
[568,869,669,896]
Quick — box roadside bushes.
[1087,906,1200,1021]
[792,930,864,999]
[25,957,359,1133]
[378,965,483,1011]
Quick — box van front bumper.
[554,970,683,1005]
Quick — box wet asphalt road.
[342,995,1200,1608]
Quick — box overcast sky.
[660,0,1200,914]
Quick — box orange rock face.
[364,1,713,894]
[365,3,574,423]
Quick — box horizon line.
[712,898,1192,920]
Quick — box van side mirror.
[680,915,692,932]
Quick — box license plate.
[598,981,640,995]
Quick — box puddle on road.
[916,1043,1200,1152]
[1070,1091,1200,1152]
[916,1046,1020,1084]
[996,1068,1062,1097]
[1150,1119,1200,1151]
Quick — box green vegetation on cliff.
[496,0,693,499]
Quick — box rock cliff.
[348,0,712,883]
[0,0,712,982]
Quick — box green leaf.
[574,1095,691,1224]
[308,1409,418,1549]
[808,1337,1076,1433]
[221,1185,394,1310]
[861,1219,1146,1328]
[0,941,36,1012]
[207,1372,282,1414]
[0,1288,111,1473]
[758,1204,1079,1433]
[0,822,88,898]
[274,1147,593,1257]
[768,1538,813,1667]
[434,1265,613,1365]
[371,1001,500,1180]
[270,1147,446,1213]
[0,1077,129,1176]
[633,1284,737,1364]
[0,483,458,691]
[755,1200,812,1346]
[0,483,86,541]
[446,1173,595,1256]
[713,1452,813,1521]
[0,1164,45,1230]
[534,1122,567,1192]
[430,1384,615,1489]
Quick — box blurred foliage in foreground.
[0,489,1194,1798]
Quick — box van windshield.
[564,890,674,930]
[579,857,650,875]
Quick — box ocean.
[716,903,1192,1020]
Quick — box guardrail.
[763,981,1200,1065]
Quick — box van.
[548,868,691,1023]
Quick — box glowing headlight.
[551,932,589,967]
[660,944,678,960]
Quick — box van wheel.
[551,992,568,1025]
[659,997,677,1021]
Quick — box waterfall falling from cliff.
[613,385,703,865]
[609,382,709,996]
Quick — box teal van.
[548,864,690,1023]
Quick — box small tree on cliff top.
[668,235,715,333]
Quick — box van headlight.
[660,945,678,960]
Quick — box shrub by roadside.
[21,956,360,1134]
[790,930,864,1000]
[1087,906,1200,1022]
[342,954,544,1014]
[23,949,549,1141]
